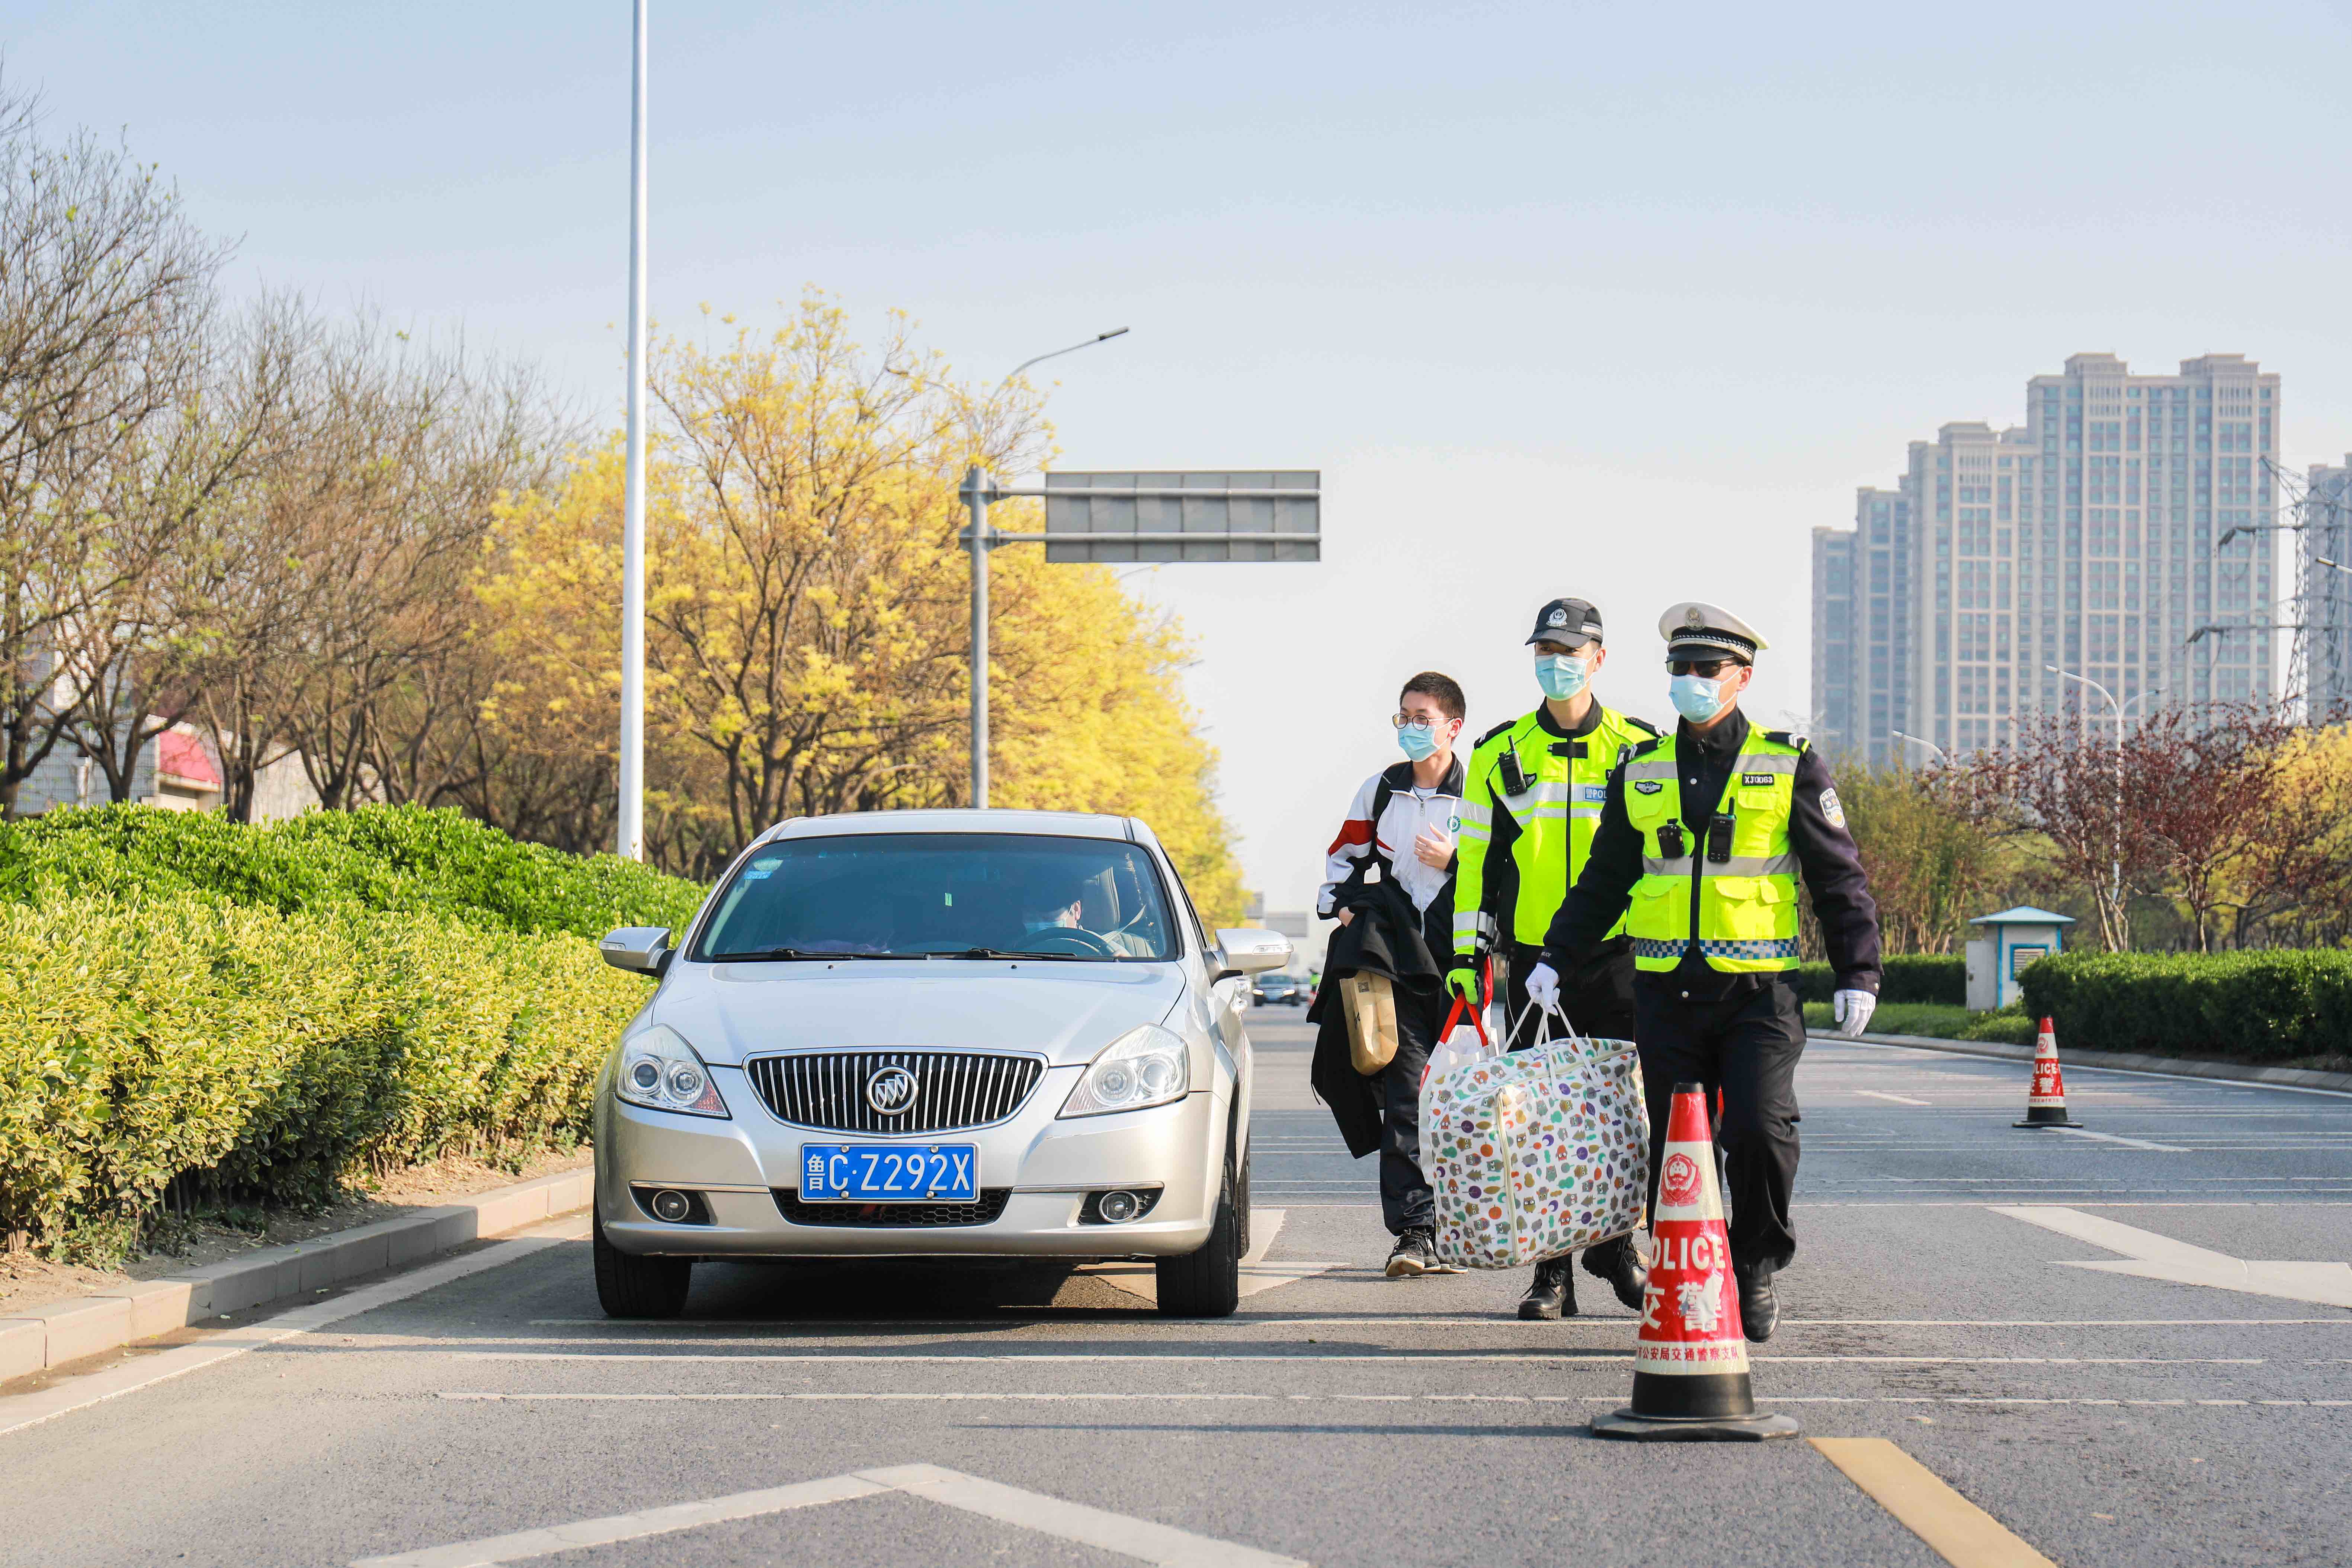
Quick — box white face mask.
[1534,651,1589,701]
[1670,672,1727,724]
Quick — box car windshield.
[693,832,1179,962]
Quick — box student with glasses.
[1530,602,1884,1343]
[1314,672,1471,1279]
[1449,597,1661,1320]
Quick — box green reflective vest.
[1453,704,1659,957]
[1620,728,1804,973]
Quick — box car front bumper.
[595,1064,1227,1260]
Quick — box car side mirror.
[1213,927,1292,980]
[599,926,674,978]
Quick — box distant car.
[1250,971,1306,1006]
[591,809,1292,1321]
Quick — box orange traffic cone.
[2013,1017,2083,1129]
[1592,1082,1801,1442]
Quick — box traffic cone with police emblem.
[1592,1083,1801,1442]
[2013,1017,2083,1128]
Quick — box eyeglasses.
[1669,659,1737,678]
[1391,713,1452,732]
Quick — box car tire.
[594,1207,693,1318]
[1156,1142,1245,1318]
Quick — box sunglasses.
[1669,659,1739,678]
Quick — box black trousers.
[1632,974,1807,1276]
[1376,985,1445,1236]
[1505,942,1638,1271]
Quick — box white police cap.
[1658,602,1769,664]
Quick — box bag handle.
[1437,993,1494,1053]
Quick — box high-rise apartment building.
[1814,353,2280,766]
[2305,456,2352,720]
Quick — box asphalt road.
[5,1017,2349,1568]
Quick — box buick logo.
[865,1066,919,1115]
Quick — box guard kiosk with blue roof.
[1964,906,2075,1011]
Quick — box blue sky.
[15,1,2352,911]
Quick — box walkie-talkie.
[1707,812,1736,864]
[1496,746,1529,797]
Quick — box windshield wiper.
[935,946,1086,961]
[711,947,898,962]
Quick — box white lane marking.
[2042,1128,2191,1152]
[434,1391,2352,1411]
[440,1350,2263,1366]
[1854,1090,1933,1106]
[522,1315,2352,1328]
[0,1216,591,1440]
[353,1462,1305,1568]
[1992,1206,2352,1309]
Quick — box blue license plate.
[798,1144,978,1203]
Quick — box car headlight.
[614,1025,730,1119]
[1059,1024,1192,1118]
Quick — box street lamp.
[617,0,650,861]
[2045,667,2159,944]
[966,328,1132,809]
[1890,731,1946,764]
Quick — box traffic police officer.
[1529,603,1882,1341]
[1449,596,1659,1320]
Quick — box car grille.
[743,1051,1046,1134]
[773,1189,1013,1228]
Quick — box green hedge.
[0,807,703,1263]
[2018,950,2352,1063]
[0,894,653,1264]
[1793,953,1965,1006]
[0,803,705,940]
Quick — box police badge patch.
[1820,787,1846,828]
[1634,780,1664,795]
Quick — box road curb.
[0,1165,593,1382]
[1814,1030,2352,1094]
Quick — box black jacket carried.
[1306,860,1448,1157]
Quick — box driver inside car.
[1019,874,1156,957]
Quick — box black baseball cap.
[1525,597,1603,648]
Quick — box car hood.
[649,961,1192,1067]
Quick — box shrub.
[0,802,704,939]
[1792,953,1964,1006]
[2018,949,2352,1063]
[0,894,651,1263]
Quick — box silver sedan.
[591,809,1291,1318]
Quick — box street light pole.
[2047,666,2157,948]
[1890,730,1947,764]
[963,328,1131,809]
[616,0,649,860]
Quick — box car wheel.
[594,1207,693,1318]
[1156,1141,1245,1318]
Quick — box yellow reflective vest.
[1452,704,1660,957]
[1618,728,1804,972]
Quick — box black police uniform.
[1540,705,1881,1281]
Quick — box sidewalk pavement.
[0,1166,594,1382]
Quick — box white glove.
[1525,962,1561,1011]
[1833,989,1877,1038]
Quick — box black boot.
[1734,1263,1778,1343]
[1517,1257,1578,1320]
[1581,1234,1649,1312]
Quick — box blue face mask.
[1397,722,1442,761]
[1670,673,1727,724]
[1534,652,1589,701]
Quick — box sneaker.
[1734,1263,1779,1342]
[1582,1235,1650,1312]
[1516,1257,1578,1320]
[1385,1229,1436,1278]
